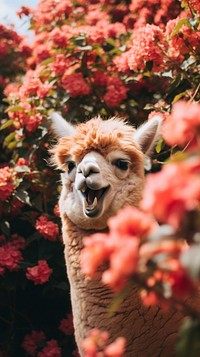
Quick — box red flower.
[163,100,200,148]
[61,72,90,98]
[141,159,200,229]
[35,216,59,241]
[108,206,157,238]
[82,329,126,357]
[81,207,157,290]
[104,76,127,108]
[19,70,52,99]
[59,314,74,335]
[38,340,61,357]
[26,260,53,285]
[22,331,46,356]
[0,244,22,272]
[0,166,14,201]
[128,24,167,72]
[188,0,200,14]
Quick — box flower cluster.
[35,216,59,241]
[81,207,157,291]
[26,260,53,285]
[0,166,14,201]
[0,234,25,275]
[82,329,126,357]
[162,100,200,148]
[59,314,74,336]
[142,158,200,229]
[22,331,61,357]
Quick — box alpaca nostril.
[81,163,100,178]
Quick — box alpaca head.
[50,113,162,230]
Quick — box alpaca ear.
[133,115,162,156]
[50,112,76,138]
[133,115,162,170]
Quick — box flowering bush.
[0,0,200,356]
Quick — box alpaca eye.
[66,161,76,173]
[114,159,129,171]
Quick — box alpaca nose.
[79,162,100,177]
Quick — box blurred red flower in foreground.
[81,207,157,290]
[26,260,52,285]
[163,100,200,148]
[82,329,126,357]
[141,158,200,229]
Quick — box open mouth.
[80,186,109,217]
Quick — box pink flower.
[61,72,91,98]
[104,337,126,357]
[104,76,127,108]
[0,244,22,272]
[8,101,43,133]
[35,216,59,241]
[59,314,74,335]
[22,330,46,356]
[0,166,14,201]
[188,0,200,14]
[108,206,157,238]
[38,340,61,357]
[163,100,200,148]
[82,329,126,357]
[85,6,109,26]
[128,24,167,72]
[19,70,52,99]
[93,71,108,87]
[113,52,130,73]
[3,82,20,97]
[51,54,69,76]
[81,207,157,290]
[49,28,69,48]
[141,159,200,229]
[165,16,200,59]
[32,0,72,27]
[105,22,126,38]
[26,260,53,285]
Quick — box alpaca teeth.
[84,198,89,208]
[92,197,97,209]
[81,187,86,193]
[84,197,98,210]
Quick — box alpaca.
[50,113,182,357]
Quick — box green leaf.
[7,141,17,150]
[15,188,31,206]
[172,91,186,104]
[0,220,10,236]
[15,165,30,173]
[155,138,164,154]
[3,132,16,147]
[0,119,13,131]
[78,45,92,51]
[176,317,200,357]
[170,18,191,38]
[108,281,134,315]
[40,57,56,66]
[6,105,24,112]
